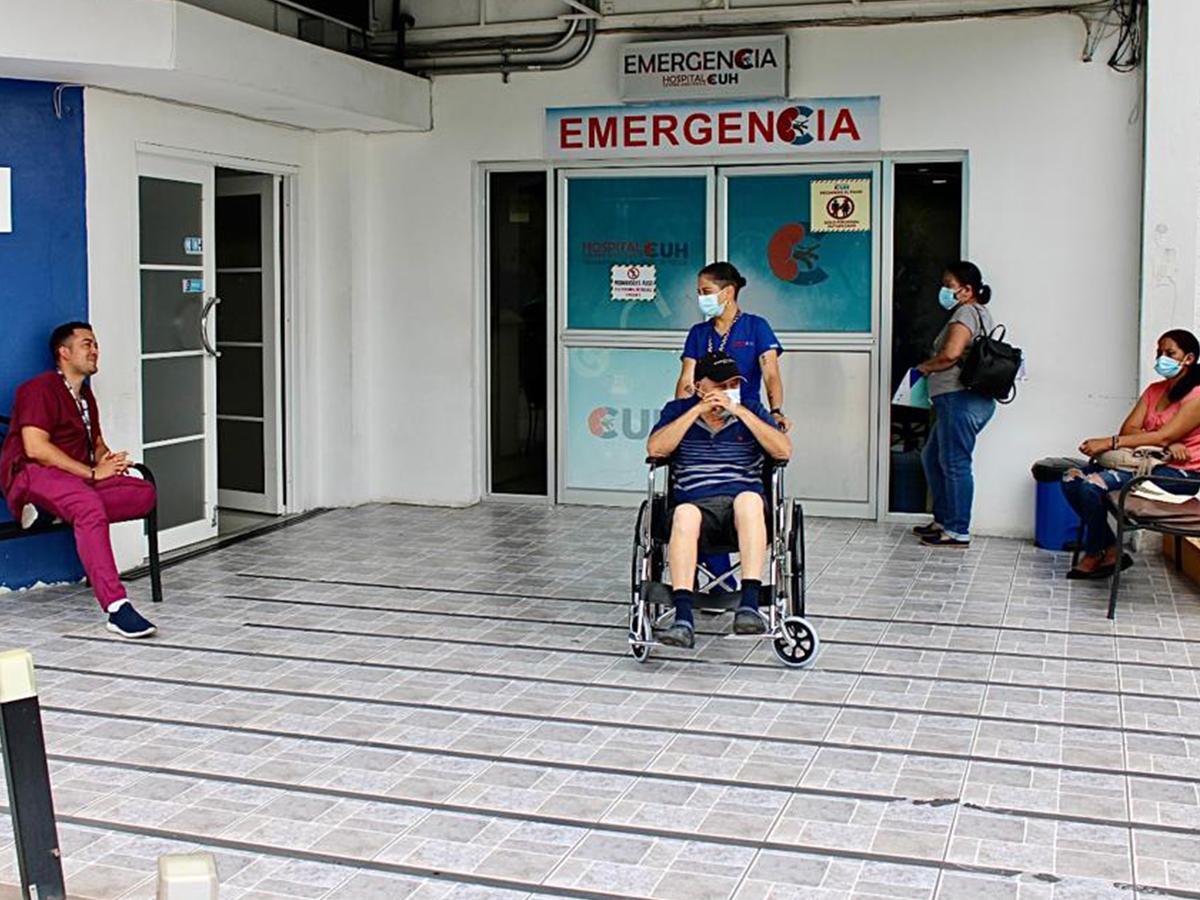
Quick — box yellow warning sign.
[811,179,871,232]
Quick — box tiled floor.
[2,503,1200,899]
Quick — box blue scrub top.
[682,313,783,405]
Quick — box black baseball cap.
[695,351,744,384]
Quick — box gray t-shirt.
[927,303,994,397]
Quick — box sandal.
[1067,553,1133,580]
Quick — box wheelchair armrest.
[645,456,670,469]
[764,456,789,472]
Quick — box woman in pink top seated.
[1064,329,1200,579]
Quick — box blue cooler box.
[1031,457,1085,551]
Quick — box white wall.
[366,15,1144,536]
[1140,0,1200,382]
[84,89,374,569]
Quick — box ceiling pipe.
[268,0,371,34]
[416,16,597,77]
[402,0,1094,44]
[404,19,582,61]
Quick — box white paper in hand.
[892,368,930,409]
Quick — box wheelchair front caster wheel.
[773,616,819,669]
[629,610,652,664]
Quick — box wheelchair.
[629,454,818,668]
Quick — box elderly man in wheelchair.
[642,350,792,649]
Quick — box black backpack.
[960,307,1022,404]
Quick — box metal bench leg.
[133,463,164,604]
[144,505,163,603]
[146,504,163,604]
[1107,518,1125,620]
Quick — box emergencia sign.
[620,36,787,102]
[546,97,879,160]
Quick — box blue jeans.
[1062,464,1200,554]
[922,390,996,539]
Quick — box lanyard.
[60,372,95,464]
[706,311,742,354]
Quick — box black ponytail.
[1161,328,1200,403]
[946,260,991,305]
[699,261,747,295]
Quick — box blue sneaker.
[106,602,157,639]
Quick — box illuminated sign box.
[620,35,787,102]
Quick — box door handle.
[201,295,222,358]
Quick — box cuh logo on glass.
[581,239,690,261]
[767,221,828,286]
[588,406,659,440]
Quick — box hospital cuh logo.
[588,407,617,439]
[777,105,814,146]
[588,406,657,440]
[767,222,828,286]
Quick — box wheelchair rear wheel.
[788,500,806,617]
[773,616,819,668]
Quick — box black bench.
[0,413,162,603]
[1072,472,1200,619]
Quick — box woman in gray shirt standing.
[912,260,996,548]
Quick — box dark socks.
[672,589,695,627]
[739,579,762,611]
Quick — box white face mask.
[698,292,724,319]
[721,386,741,416]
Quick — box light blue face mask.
[1155,355,1184,379]
[938,287,959,310]
[698,290,724,319]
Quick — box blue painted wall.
[0,79,88,588]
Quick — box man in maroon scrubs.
[1,322,158,637]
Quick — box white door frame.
[877,151,970,524]
[478,163,556,503]
[215,172,284,515]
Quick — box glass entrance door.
[718,164,881,518]
[137,157,218,550]
[553,163,881,516]
[557,167,714,504]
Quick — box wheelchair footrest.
[695,589,742,612]
[640,581,673,607]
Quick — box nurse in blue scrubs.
[674,261,788,596]
[675,261,790,432]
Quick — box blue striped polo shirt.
[652,397,779,502]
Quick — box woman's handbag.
[960,307,1022,404]
[1093,445,1169,476]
